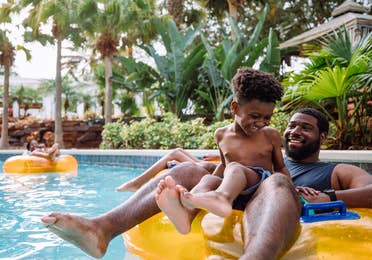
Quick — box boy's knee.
[225,162,244,171]
[172,148,184,156]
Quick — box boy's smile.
[231,99,275,136]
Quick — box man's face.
[284,113,325,160]
[231,99,274,136]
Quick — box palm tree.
[167,0,183,28]
[22,0,82,148]
[78,0,157,124]
[0,31,14,148]
[196,0,243,21]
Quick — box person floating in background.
[116,148,219,192]
[24,139,60,160]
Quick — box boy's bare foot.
[116,181,141,192]
[155,176,192,234]
[41,213,109,258]
[180,190,232,217]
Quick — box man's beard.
[284,138,321,161]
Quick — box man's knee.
[260,174,301,209]
[170,162,209,188]
[262,174,293,189]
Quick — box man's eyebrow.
[288,121,315,127]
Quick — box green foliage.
[196,5,281,120]
[141,18,206,117]
[100,113,232,149]
[282,31,372,149]
[101,120,125,149]
[114,92,141,116]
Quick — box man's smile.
[287,135,305,147]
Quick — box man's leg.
[41,162,209,258]
[241,174,301,260]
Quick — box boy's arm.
[30,150,50,158]
[270,128,291,178]
[212,128,226,178]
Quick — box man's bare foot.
[116,180,141,192]
[155,176,192,234]
[180,190,232,217]
[41,213,109,258]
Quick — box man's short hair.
[296,107,329,134]
[232,68,283,103]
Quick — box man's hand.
[299,192,331,203]
[295,186,320,196]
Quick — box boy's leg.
[116,148,200,192]
[240,174,301,260]
[41,162,209,258]
[181,162,260,217]
[156,174,222,234]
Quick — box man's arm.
[301,164,372,208]
[331,164,372,208]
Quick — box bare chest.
[219,133,274,168]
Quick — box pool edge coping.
[0,149,371,163]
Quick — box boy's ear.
[231,100,238,115]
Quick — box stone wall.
[3,119,103,149]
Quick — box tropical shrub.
[282,31,372,149]
[100,113,232,149]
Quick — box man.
[41,108,372,259]
[285,107,372,207]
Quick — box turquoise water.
[0,162,143,259]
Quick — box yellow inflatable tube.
[124,208,372,259]
[3,154,78,174]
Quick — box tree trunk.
[167,0,183,28]
[227,0,239,40]
[54,37,64,148]
[0,64,10,148]
[104,55,113,124]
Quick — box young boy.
[156,67,290,234]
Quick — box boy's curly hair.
[232,68,283,103]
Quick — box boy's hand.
[296,186,320,196]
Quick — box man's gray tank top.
[284,157,337,191]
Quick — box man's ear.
[319,132,327,143]
[231,100,238,115]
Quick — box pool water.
[0,162,143,260]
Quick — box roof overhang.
[279,12,372,49]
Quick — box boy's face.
[231,99,275,136]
